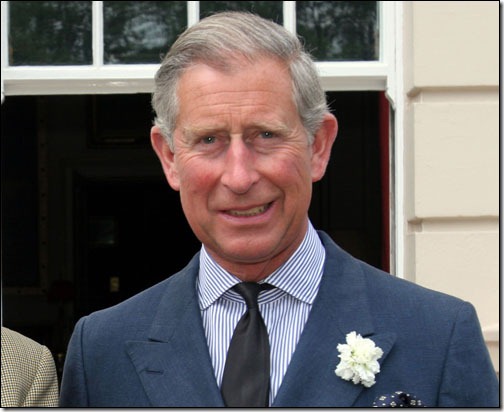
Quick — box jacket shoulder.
[318,230,469,315]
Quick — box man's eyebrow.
[182,122,292,137]
[250,122,291,134]
[182,125,224,138]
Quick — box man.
[60,12,498,407]
[1,327,59,407]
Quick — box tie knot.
[233,282,273,310]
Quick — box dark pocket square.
[373,391,425,407]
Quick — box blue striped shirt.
[197,222,326,405]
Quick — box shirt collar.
[197,221,325,310]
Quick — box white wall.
[402,1,499,372]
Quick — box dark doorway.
[73,176,200,318]
[71,92,386,318]
[1,92,388,367]
[310,91,386,270]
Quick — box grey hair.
[151,11,329,149]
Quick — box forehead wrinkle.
[186,85,276,100]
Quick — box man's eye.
[261,131,274,139]
[202,136,216,144]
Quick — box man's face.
[152,57,337,281]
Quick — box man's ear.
[150,126,181,191]
[311,113,338,182]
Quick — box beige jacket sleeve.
[1,327,59,407]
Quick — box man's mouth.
[226,203,272,217]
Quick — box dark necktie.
[221,282,273,407]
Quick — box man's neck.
[203,223,310,282]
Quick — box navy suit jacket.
[59,232,498,407]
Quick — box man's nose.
[221,139,260,194]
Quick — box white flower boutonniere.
[335,331,383,388]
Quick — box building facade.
[1,1,499,373]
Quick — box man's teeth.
[228,204,268,217]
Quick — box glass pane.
[296,1,378,61]
[104,1,187,64]
[200,1,283,24]
[9,1,92,66]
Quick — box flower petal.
[334,332,383,388]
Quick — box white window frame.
[0,0,405,275]
[2,1,397,99]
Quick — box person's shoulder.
[360,258,466,309]
[1,327,53,388]
[1,327,45,357]
[318,230,468,310]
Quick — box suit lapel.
[273,232,396,407]
[125,255,224,407]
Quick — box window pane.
[296,1,378,61]
[200,1,283,24]
[9,1,92,66]
[104,1,187,64]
